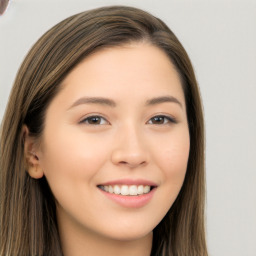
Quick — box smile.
[98,184,152,196]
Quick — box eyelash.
[79,115,109,125]
[147,115,177,125]
[79,114,177,126]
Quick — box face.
[36,43,190,242]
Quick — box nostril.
[111,145,149,168]
[118,160,147,168]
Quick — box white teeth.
[100,185,153,196]
[114,185,121,194]
[137,185,144,195]
[120,185,129,195]
[143,185,150,194]
[108,186,114,193]
[129,185,137,195]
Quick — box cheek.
[153,128,190,196]
[39,127,110,186]
[156,129,190,177]
[164,142,190,177]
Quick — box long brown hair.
[0,6,207,256]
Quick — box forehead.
[58,42,185,103]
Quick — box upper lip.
[98,179,158,187]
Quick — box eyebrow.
[68,95,183,110]
[68,97,116,110]
[146,96,183,108]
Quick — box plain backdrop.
[0,0,256,255]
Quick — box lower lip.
[98,187,156,208]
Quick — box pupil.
[153,116,164,124]
[89,117,100,124]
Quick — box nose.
[111,124,149,169]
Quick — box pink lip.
[99,179,158,186]
[98,187,156,208]
[97,179,157,208]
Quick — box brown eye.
[80,116,109,125]
[148,115,176,125]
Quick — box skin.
[24,42,190,256]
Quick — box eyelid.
[147,114,177,125]
[78,113,177,126]
[79,114,110,125]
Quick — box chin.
[101,226,153,242]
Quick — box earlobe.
[27,165,44,179]
[22,125,44,179]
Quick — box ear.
[23,125,44,179]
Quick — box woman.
[0,6,207,256]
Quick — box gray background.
[0,0,256,255]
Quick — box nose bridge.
[111,121,148,167]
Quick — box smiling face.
[35,42,190,245]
